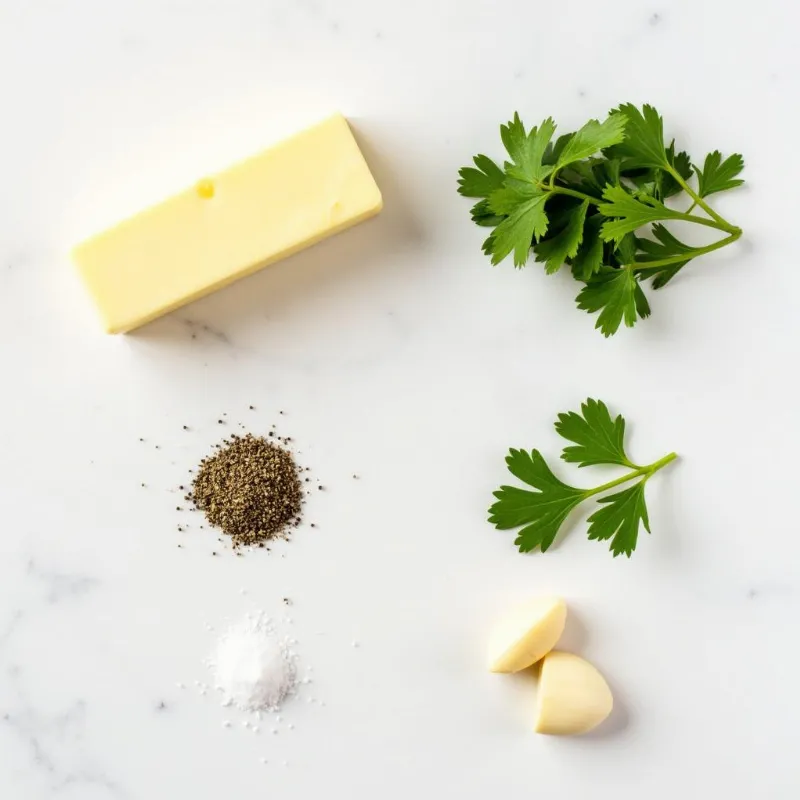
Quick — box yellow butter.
[72,114,382,333]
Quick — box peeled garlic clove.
[488,597,567,673]
[534,651,613,735]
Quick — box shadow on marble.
[555,605,590,654]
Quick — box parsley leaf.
[555,398,636,468]
[694,151,745,197]
[501,114,556,183]
[469,199,504,228]
[571,214,605,279]
[659,142,693,199]
[534,199,589,274]
[587,483,650,557]
[488,449,587,553]
[457,154,505,198]
[635,224,695,288]
[489,400,676,557]
[597,185,686,243]
[609,103,668,168]
[544,132,576,166]
[576,267,651,337]
[488,190,549,266]
[625,141,693,200]
[554,114,627,172]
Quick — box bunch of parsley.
[458,104,744,336]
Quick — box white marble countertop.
[1,1,799,797]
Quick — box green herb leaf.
[555,398,636,468]
[587,482,650,558]
[598,185,685,243]
[576,267,651,337]
[571,214,605,279]
[625,142,693,200]
[694,151,745,197]
[489,400,676,557]
[543,132,576,166]
[488,191,549,266]
[635,224,695,288]
[660,143,693,198]
[469,199,504,227]
[488,449,587,553]
[534,199,589,274]
[458,154,506,198]
[609,103,668,168]
[554,114,627,172]
[501,114,556,184]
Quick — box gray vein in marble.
[0,609,24,652]
[26,559,100,605]
[2,674,127,799]
[178,317,232,345]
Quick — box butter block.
[73,114,382,333]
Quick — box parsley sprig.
[489,399,676,558]
[459,104,744,336]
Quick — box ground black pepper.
[191,433,303,548]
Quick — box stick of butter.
[72,114,383,333]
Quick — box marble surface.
[1,0,799,797]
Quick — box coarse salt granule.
[209,612,298,713]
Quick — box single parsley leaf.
[635,224,695,288]
[501,114,556,184]
[487,180,538,215]
[488,191,549,266]
[488,449,587,553]
[469,199,504,227]
[571,214,604,279]
[543,132,575,166]
[587,482,650,557]
[576,267,651,337]
[534,199,589,274]
[554,114,627,172]
[626,142,693,200]
[609,103,668,168]
[556,398,636,469]
[694,151,745,197]
[616,232,638,265]
[598,185,685,243]
[457,154,505,198]
[658,142,693,199]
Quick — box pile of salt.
[210,612,298,712]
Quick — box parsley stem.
[584,452,677,498]
[630,231,741,272]
[546,184,736,236]
[548,185,600,205]
[672,211,736,232]
[665,165,739,233]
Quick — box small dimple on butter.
[195,178,215,199]
[73,114,383,333]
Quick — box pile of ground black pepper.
[189,433,303,548]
